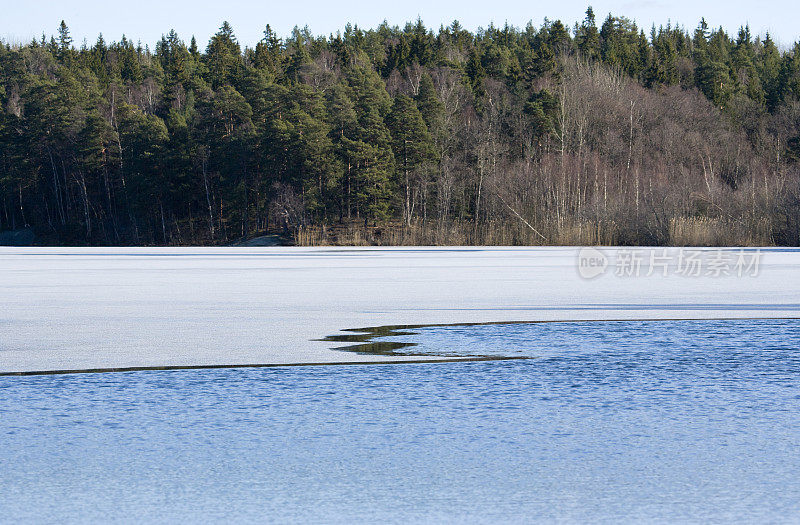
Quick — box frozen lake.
[3,247,800,522]
[2,246,800,374]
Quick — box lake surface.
[5,246,800,373]
[2,319,800,523]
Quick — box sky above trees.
[3,0,799,49]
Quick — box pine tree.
[346,66,395,221]
[347,63,392,116]
[324,84,359,219]
[386,95,437,225]
[294,86,336,216]
[78,111,121,239]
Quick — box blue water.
[2,319,800,523]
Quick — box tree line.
[1,9,800,246]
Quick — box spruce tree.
[575,7,601,61]
[780,43,800,102]
[205,22,242,88]
[465,48,486,100]
[759,34,783,109]
[57,21,73,64]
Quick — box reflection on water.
[2,319,800,523]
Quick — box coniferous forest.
[2,11,800,246]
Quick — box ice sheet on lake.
[1,246,799,373]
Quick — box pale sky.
[2,0,798,50]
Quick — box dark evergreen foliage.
[1,14,800,245]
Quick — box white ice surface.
[1,246,799,373]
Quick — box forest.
[1,10,800,246]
